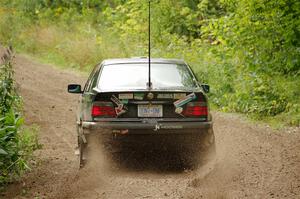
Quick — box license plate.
[138,105,163,117]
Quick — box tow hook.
[154,124,161,131]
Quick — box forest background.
[0,0,299,127]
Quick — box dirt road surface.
[2,55,300,199]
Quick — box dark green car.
[68,58,215,168]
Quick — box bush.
[0,47,39,188]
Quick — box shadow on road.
[98,134,214,173]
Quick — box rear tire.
[179,128,216,169]
[78,136,85,168]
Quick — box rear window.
[97,63,196,90]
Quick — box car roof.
[101,57,186,66]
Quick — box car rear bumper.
[82,119,212,132]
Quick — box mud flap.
[76,125,88,168]
[78,125,87,144]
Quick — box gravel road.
[2,54,300,199]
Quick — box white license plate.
[138,105,163,117]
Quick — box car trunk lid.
[93,91,208,120]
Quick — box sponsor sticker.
[115,105,126,116]
[119,93,133,99]
[111,95,122,106]
[175,107,183,114]
[157,93,173,99]
[174,93,186,99]
[121,99,129,104]
[161,125,183,129]
[174,93,196,107]
[111,95,128,115]
[134,93,144,100]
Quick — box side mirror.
[201,84,210,93]
[68,84,82,94]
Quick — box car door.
[80,64,102,121]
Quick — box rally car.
[68,58,215,168]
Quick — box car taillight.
[92,102,116,117]
[183,102,208,117]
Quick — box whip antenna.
[147,0,152,89]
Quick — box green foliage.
[199,0,300,125]
[0,49,40,187]
[0,0,299,126]
[0,54,21,115]
[0,110,40,186]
